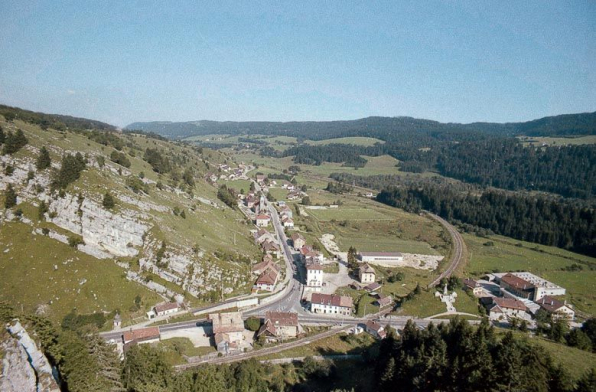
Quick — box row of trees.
[376,185,596,257]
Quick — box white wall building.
[310,293,353,316]
[306,264,324,289]
[358,252,403,267]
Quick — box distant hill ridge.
[126,112,596,140]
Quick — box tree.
[567,328,592,351]
[575,368,596,392]
[182,167,195,187]
[102,192,115,209]
[122,345,172,391]
[581,318,596,349]
[4,183,17,208]
[301,196,311,205]
[36,146,52,170]
[52,153,86,189]
[347,246,358,271]
[245,316,261,332]
[0,126,5,145]
[38,200,48,220]
[2,129,28,155]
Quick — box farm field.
[464,233,596,317]
[519,135,596,146]
[307,207,393,221]
[304,136,385,146]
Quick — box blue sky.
[0,1,594,127]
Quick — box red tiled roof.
[209,312,244,334]
[501,274,534,291]
[492,297,528,312]
[306,263,323,271]
[291,233,305,241]
[256,269,278,285]
[266,311,298,327]
[256,214,270,220]
[123,327,160,343]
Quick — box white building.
[255,214,271,227]
[537,296,575,321]
[486,297,528,321]
[358,252,403,267]
[210,312,245,353]
[154,302,180,317]
[306,263,324,289]
[496,272,566,301]
[310,293,353,316]
[359,264,376,284]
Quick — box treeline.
[126,111,596,139]
[0,104,116,131]
[376,318,595,392]
[437,139,596,199]
[376,184,596,257]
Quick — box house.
[254,229,276,245]
[255,269,279,292]
[282,216,294,228]
[304,250,323,265]
[209,312,245,353]
[376,294,393,309]
[359,264,376,284]
[256,174,266,184]
[122,327,160,345]
[365,320,387,339]
[279,206,293,218]
[310,293,353,316]
[154,302,180,317]
[252,259,280,276]
[257,312,302,341]
[291,233,306,250]
[463,278,483,296]
[287,191,301,200]
[358,252,404,266]
[485,297,528,321]
[537,296,575,321]
[262,240,280,257]
[306,263,324,288]
[255,214,271,227]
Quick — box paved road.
[425,212,467,288]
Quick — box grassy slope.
[0,222,162,323]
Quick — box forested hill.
[0,104,116,131]
[126,111,596,140]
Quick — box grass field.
[159,338,216,365]
[519,135,596,146]
[305,137,385,146]
[464,234,596,316]
[307,207,393,221]
[0,222,162,324]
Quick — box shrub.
[102,192,116,209]
[4,184,17,208]
[36,146,52,170]
[68,236,85,248]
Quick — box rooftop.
[209,312,245,334]
[266,311,298,327]
[154,302,179,313]
[311,293,353,308]
[500,273,535,291]
[123,327,160,343]
[360,263,375,274]
[492,297,528,312]
[537,296,569,313]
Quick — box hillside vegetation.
[0,108,261,323]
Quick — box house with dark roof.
[463,278,483,296]
[537,296,575,321]
[365,320,387,339]
[499,273,535,299]
[257,311,302,341]
[485,297,528,321]
[376,294,393,309]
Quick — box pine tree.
[36,146,52,170]
[4,184,17,208]
[102,192,115,209]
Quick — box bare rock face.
[4,321,60,392]
[48,193,148,258]
[0,336,37,392]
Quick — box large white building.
[496,272,565,301]
[310,293,353,316]
[359,264,376,284]
[358,252,403,267]
[306,263,324,289]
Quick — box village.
[103,171,578,363]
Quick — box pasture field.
[519,135,596,146]
[222,179,252,194]
[305,136,385,146]
[306,207,393,221]
[464,234,596,316]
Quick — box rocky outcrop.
[47,193,149,258]
[0,336,37,392]
[4,321,60,392]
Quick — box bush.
[2,129,28,155]
[110,150,131,168]
[4,184,17,208]
[245,316,261,332]
[68,236,85,248]
[102,192,116,209]
[36,146,52,170]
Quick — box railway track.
[426,212,467,288]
